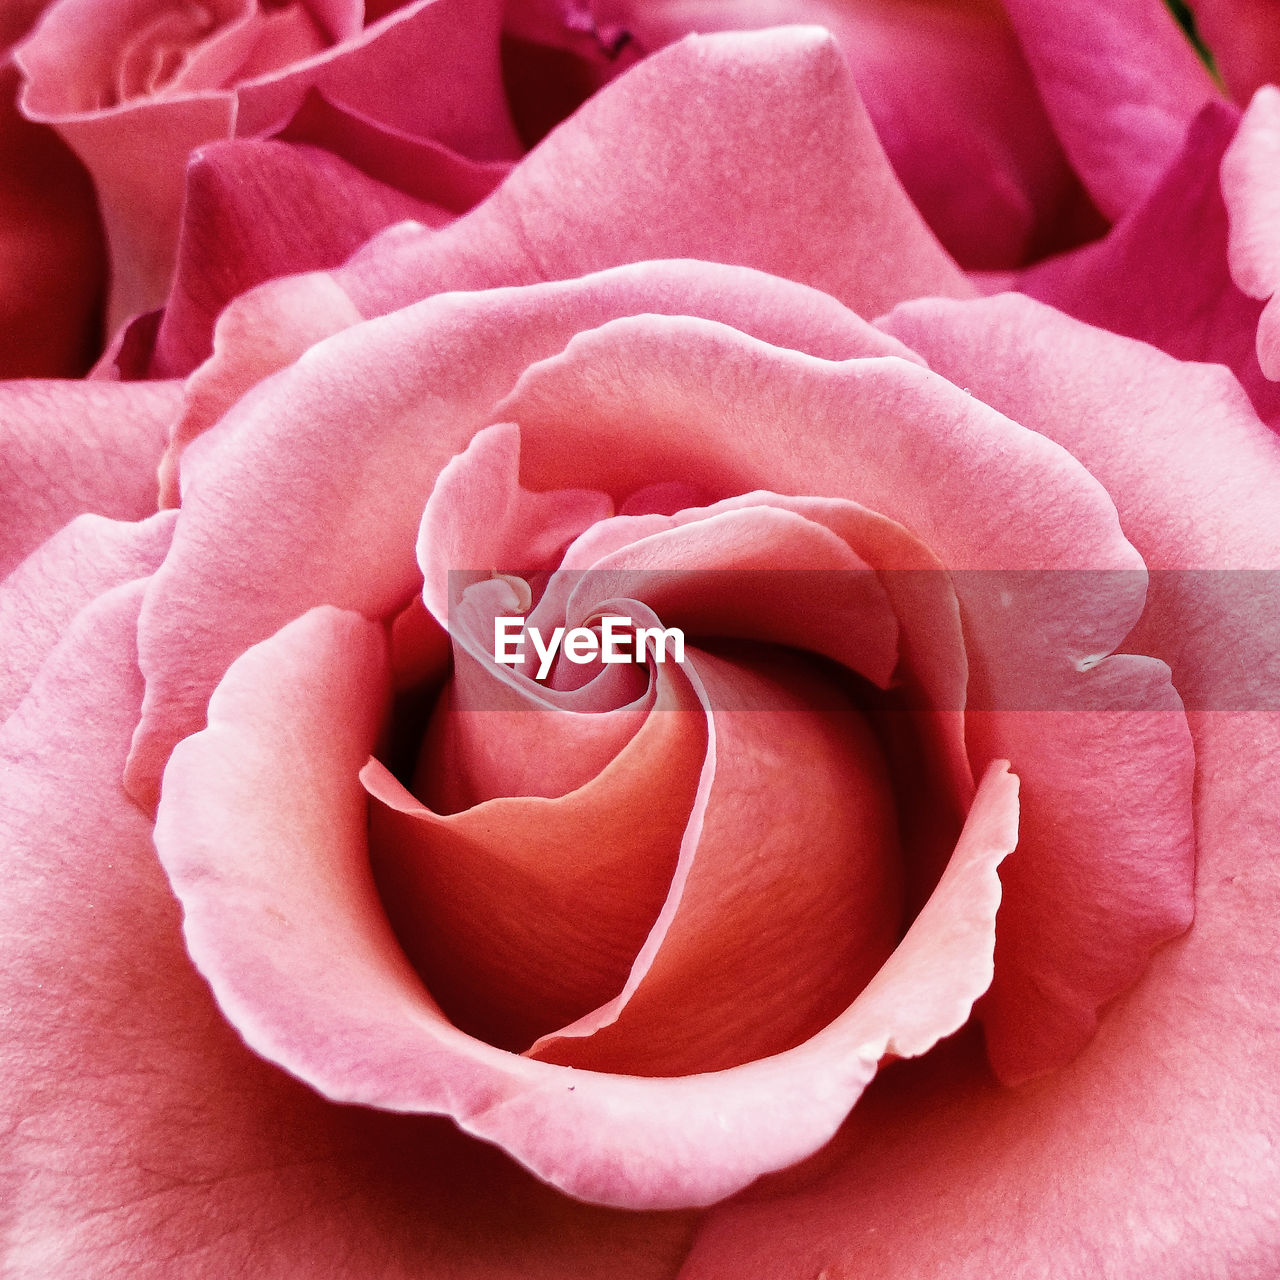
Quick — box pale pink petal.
[126,259,923,807]
[1188,0,1280,103]
[157,270,363,507]
[336,28,972,319]
[1021,101,1280,429]
[416,421,613,629]
[682,293,1280,1280]
[0,510,174,720]
[154,599,1020,1206]
[15,84,235,327]
[1,583,696,1277]
[1001,0,1221,219]
[1222,86,1280,382]
[493,311,1196,1081]
[586,0,1092,270]
[0,378,178,577]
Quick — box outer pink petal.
[0,509,174,719]
[154,601,1020,1207]
[335,28,972,320]
[585,0,1091,270]
[0,583,698,1278]
[681,292,1280,1280]
[1000,0,1221,220]
[0,378,178,577]
[124,259,923,808]
[1189,0,1280,103]
[230,0,517,157]
[1222,86,1280,382]
[157,269,364,507]
[1021,101,1280,429]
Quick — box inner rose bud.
[362,423,908,1073]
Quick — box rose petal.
[0,581,698,1278]
[586,0,1092,269]
[335,27,972,319]
[154,600,1020,1207]
[14,0,516,326]
[683,289,1280,1280]
[363,654,699,1054]
[126,259,921,808]
[157,269,364,506]
[0,510,174,719]
[1221,86,1280,383]
[1188,0,1280,103]
[1021,101,1280,429]
[0,378,177,577]
[276,89,512,210]
[150,138,442,377]
[1000,0,1221,220]
[526,646,904,1076]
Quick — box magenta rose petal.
[587,0,1090,270]
[1,582,701,1278]
[126,260,921,808]
[229,0,518,157]
[682,294,1280,1280]
[1188,0,1280,102]
[335,28,974,320]
[0,510,174,719]
[0,377,178,576]
[999,0,1221,220]
[1020,101,1280,430]
[1222,87,1280,382]
[14,0,515,327]
[150,138,445,377]
[153,600,1019,1208]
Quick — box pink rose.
[5,23,1280,1280]
[7,0,526,345]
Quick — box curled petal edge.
[154,604,1019,1209]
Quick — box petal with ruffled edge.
[126,260,919,808]
[153,600,1018,1208]
[679,289,1280,1280]
[0,582,700,1278]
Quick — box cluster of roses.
[2,1,1279,1276]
